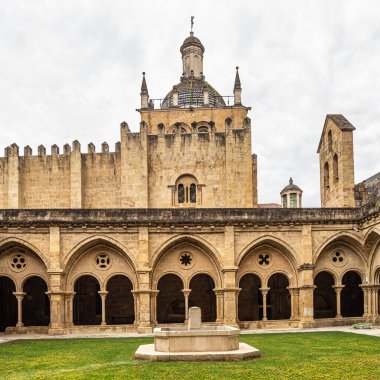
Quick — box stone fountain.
[134,307,261,361]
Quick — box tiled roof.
[258,203,282,209]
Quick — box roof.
[161,78,226,109]
[280,178,302,194]
[180,32,205,54]
[317,114,356,153]
[258,203,282,209]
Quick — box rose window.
[9,254,27,272]
[178,252,195,269]
[95,253,111,270]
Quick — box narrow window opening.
[190,184,196,203]
[178,184,185,203]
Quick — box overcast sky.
[0,0,379,207]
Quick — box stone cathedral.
[0,29,379,335]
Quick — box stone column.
[333,285,344,318]
[182,289,191,322]
[371,285,380,320]
[214,289,224,323]
[260,288,269,321]
[222,266,239,326]
[360,285,371,318]
[132,289,153,333]
[288,287,300,320]
[98,291,108,326]
[47,292,65,334]
[150,290,159,325]
[65,292,75,327]
[47,270,65,334]
[132,293,139,325]
[13,292,26,327]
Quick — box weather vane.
[191,16,194,32]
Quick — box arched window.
[198,126,209,133]
[333,154,339,182]
[324,162,330,190]
[190,183,196,203]
[328,130,333,151]
[178,184,185,203]
[174,175,200,206]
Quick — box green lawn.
[0,332,379,380]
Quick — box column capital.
[287,287,300,295]
[182,289,191,296]
[260,287,270,296]
[13,291,26,300]
[222,287,241,293]
[333,285,344,293]
[221,266,239,273]
[98,290,109,298]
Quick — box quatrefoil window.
[95,253,111,270]
[180,253,192,267]
[257,252,272,268]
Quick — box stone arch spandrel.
[63,235,138,272]
[65,239,138,292]
[236,236,301,269]
[0,237,50,269]
[314,231,364,264]
[152,237,222,289]
[314,240,367,286]
[236,237,299,287]
[151,235,223,271]
[0,242,49,292]
[364,228,380,282]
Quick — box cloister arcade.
[0,232,379,333]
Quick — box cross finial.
[191,16,194,32]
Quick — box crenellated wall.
[1,107,258,209]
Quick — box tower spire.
[141,72,148,93]
[234,66,241,90]
[140,72,149,109]
[233,66,242,105]
[191,16,194,32]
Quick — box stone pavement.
[0,326,379,345]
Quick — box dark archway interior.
[157,274,185,323]
[268,273,291,320]
[189,274,216,322]
[341,271,364,317]
[238,274,262,321]
[106,275,134,324]
[314,271,336,318]
[23,276,50,326]
[0,277,17,331]
[73,275,101,325]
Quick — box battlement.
[3,140,121,158]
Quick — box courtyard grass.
[0,332,379,380]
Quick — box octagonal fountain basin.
[134,307,261,362]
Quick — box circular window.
[9,253,27,272]
[94,253,111,270]
[330,250,348,267]
[257,252,273,269]
[178,251,195,270]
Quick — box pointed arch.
[236,235,300,271]
[314,231,364,263]
[0,237,49,269]
[151,235,223,273]
[63,235,138,273]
